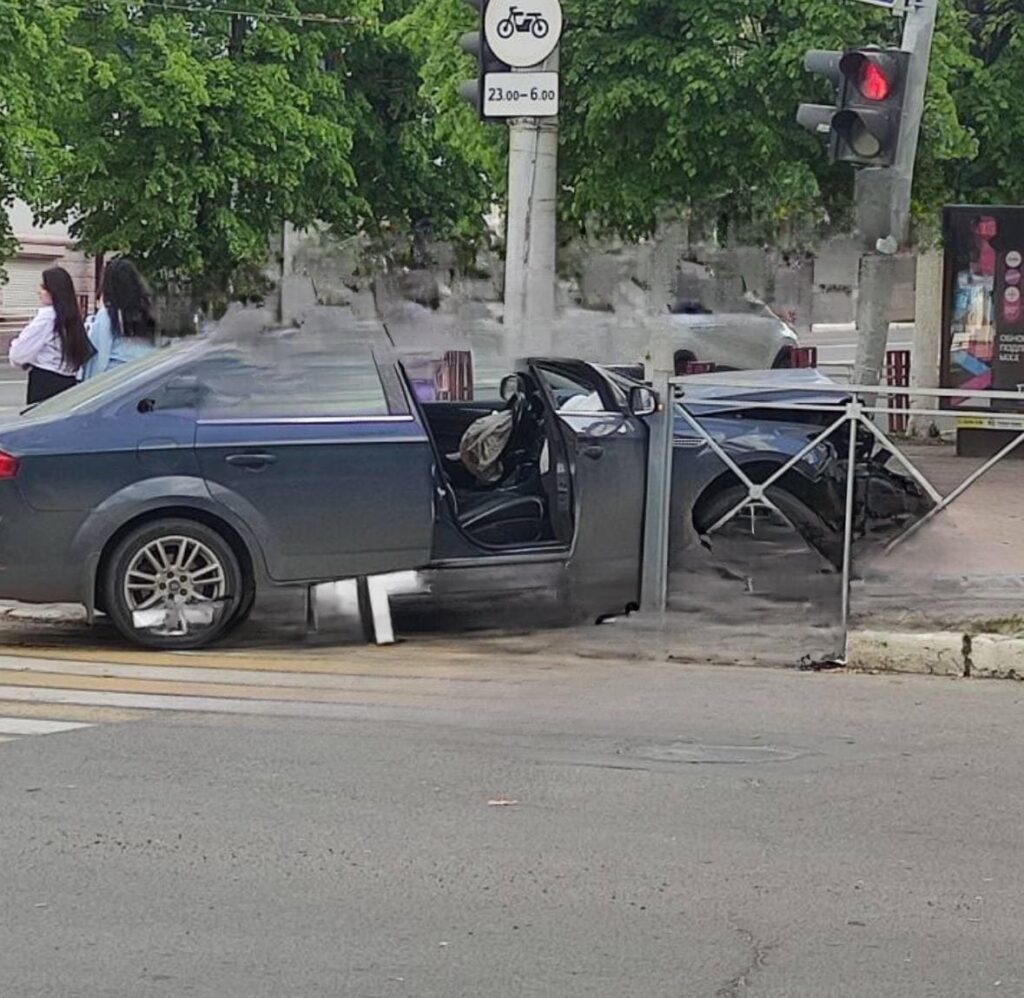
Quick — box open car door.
[527,359,649,615]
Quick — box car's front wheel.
[694,483,842,569]
[104,518,246,650]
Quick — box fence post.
[640,337,674,614]
[840,401,860,659]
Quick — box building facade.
[1,202,95,322]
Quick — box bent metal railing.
[649,377,1024,661]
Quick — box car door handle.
[580,445,604,460]
[226,453,277,470]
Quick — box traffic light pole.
[853,0,937,387]
[889,0,938,245]
[503,49,559,358]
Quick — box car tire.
[223,581,257,637]
[103,518,247,651]
[694,483,843,569]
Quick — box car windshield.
[19,342,198,419]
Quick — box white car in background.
[667,309,800,373]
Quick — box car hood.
[676,368,849,414]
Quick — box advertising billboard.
[942,205,1024,410]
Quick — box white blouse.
[8,306,77,376]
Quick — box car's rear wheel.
[694,483,842,569]
[104,519,246,650]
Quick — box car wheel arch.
[691,460,817,527]
[92,506,257,618]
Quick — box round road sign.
[485,0,562,68]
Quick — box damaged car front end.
[662,368,936,568]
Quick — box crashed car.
[0,323,930,649]
[667,368,933,568]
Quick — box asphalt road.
[1,653,1022,997]
[803,323,914,370]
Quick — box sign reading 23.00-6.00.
[483,72,559,117]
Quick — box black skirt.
[27,367,78,405]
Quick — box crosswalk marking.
[0,641,595,725]
[1,658,499,693]
[0,717,93,736]
[0,685,422,721]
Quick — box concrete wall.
[278,222,918,340]
[572,232,916,333]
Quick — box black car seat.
[445,383,547,545]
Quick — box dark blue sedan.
[0,322,927,648]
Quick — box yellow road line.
[0,642,505,666]
[0,701,141,723]
[0,646,557,680]
[0,669,438,705]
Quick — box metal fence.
[642,376,1024,662]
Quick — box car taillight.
[0,451,20,478]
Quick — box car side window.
[193,341,393,419]
[536,367,608,413]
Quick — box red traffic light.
[839,51,902,102]
[859,61,890,101]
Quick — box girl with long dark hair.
[80,258,157,379]
[9,266,94,403]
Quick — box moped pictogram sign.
[484,0,562,68]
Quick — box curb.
[847,630,1024,680]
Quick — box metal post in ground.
[840,402,860,658]
[639,332,674,615]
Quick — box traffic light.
[796,49,843,145]
[797,47,910,168]
[458,0,509,122]
[833,49,910,167]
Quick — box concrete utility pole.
[503,53,559,358]
[853,0,938,386]
[908,249,943,436]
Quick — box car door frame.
[524,358,650,615]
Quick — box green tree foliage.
[388,0,507,194]
[32,0,489,302]
[6,0,1024,292]
[0,1,81,268]
[407,0,994,244]
[947,0,1024,205]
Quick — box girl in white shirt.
[9,266,94,404]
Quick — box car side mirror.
[629,385,658,417]
[500,374,523,401]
